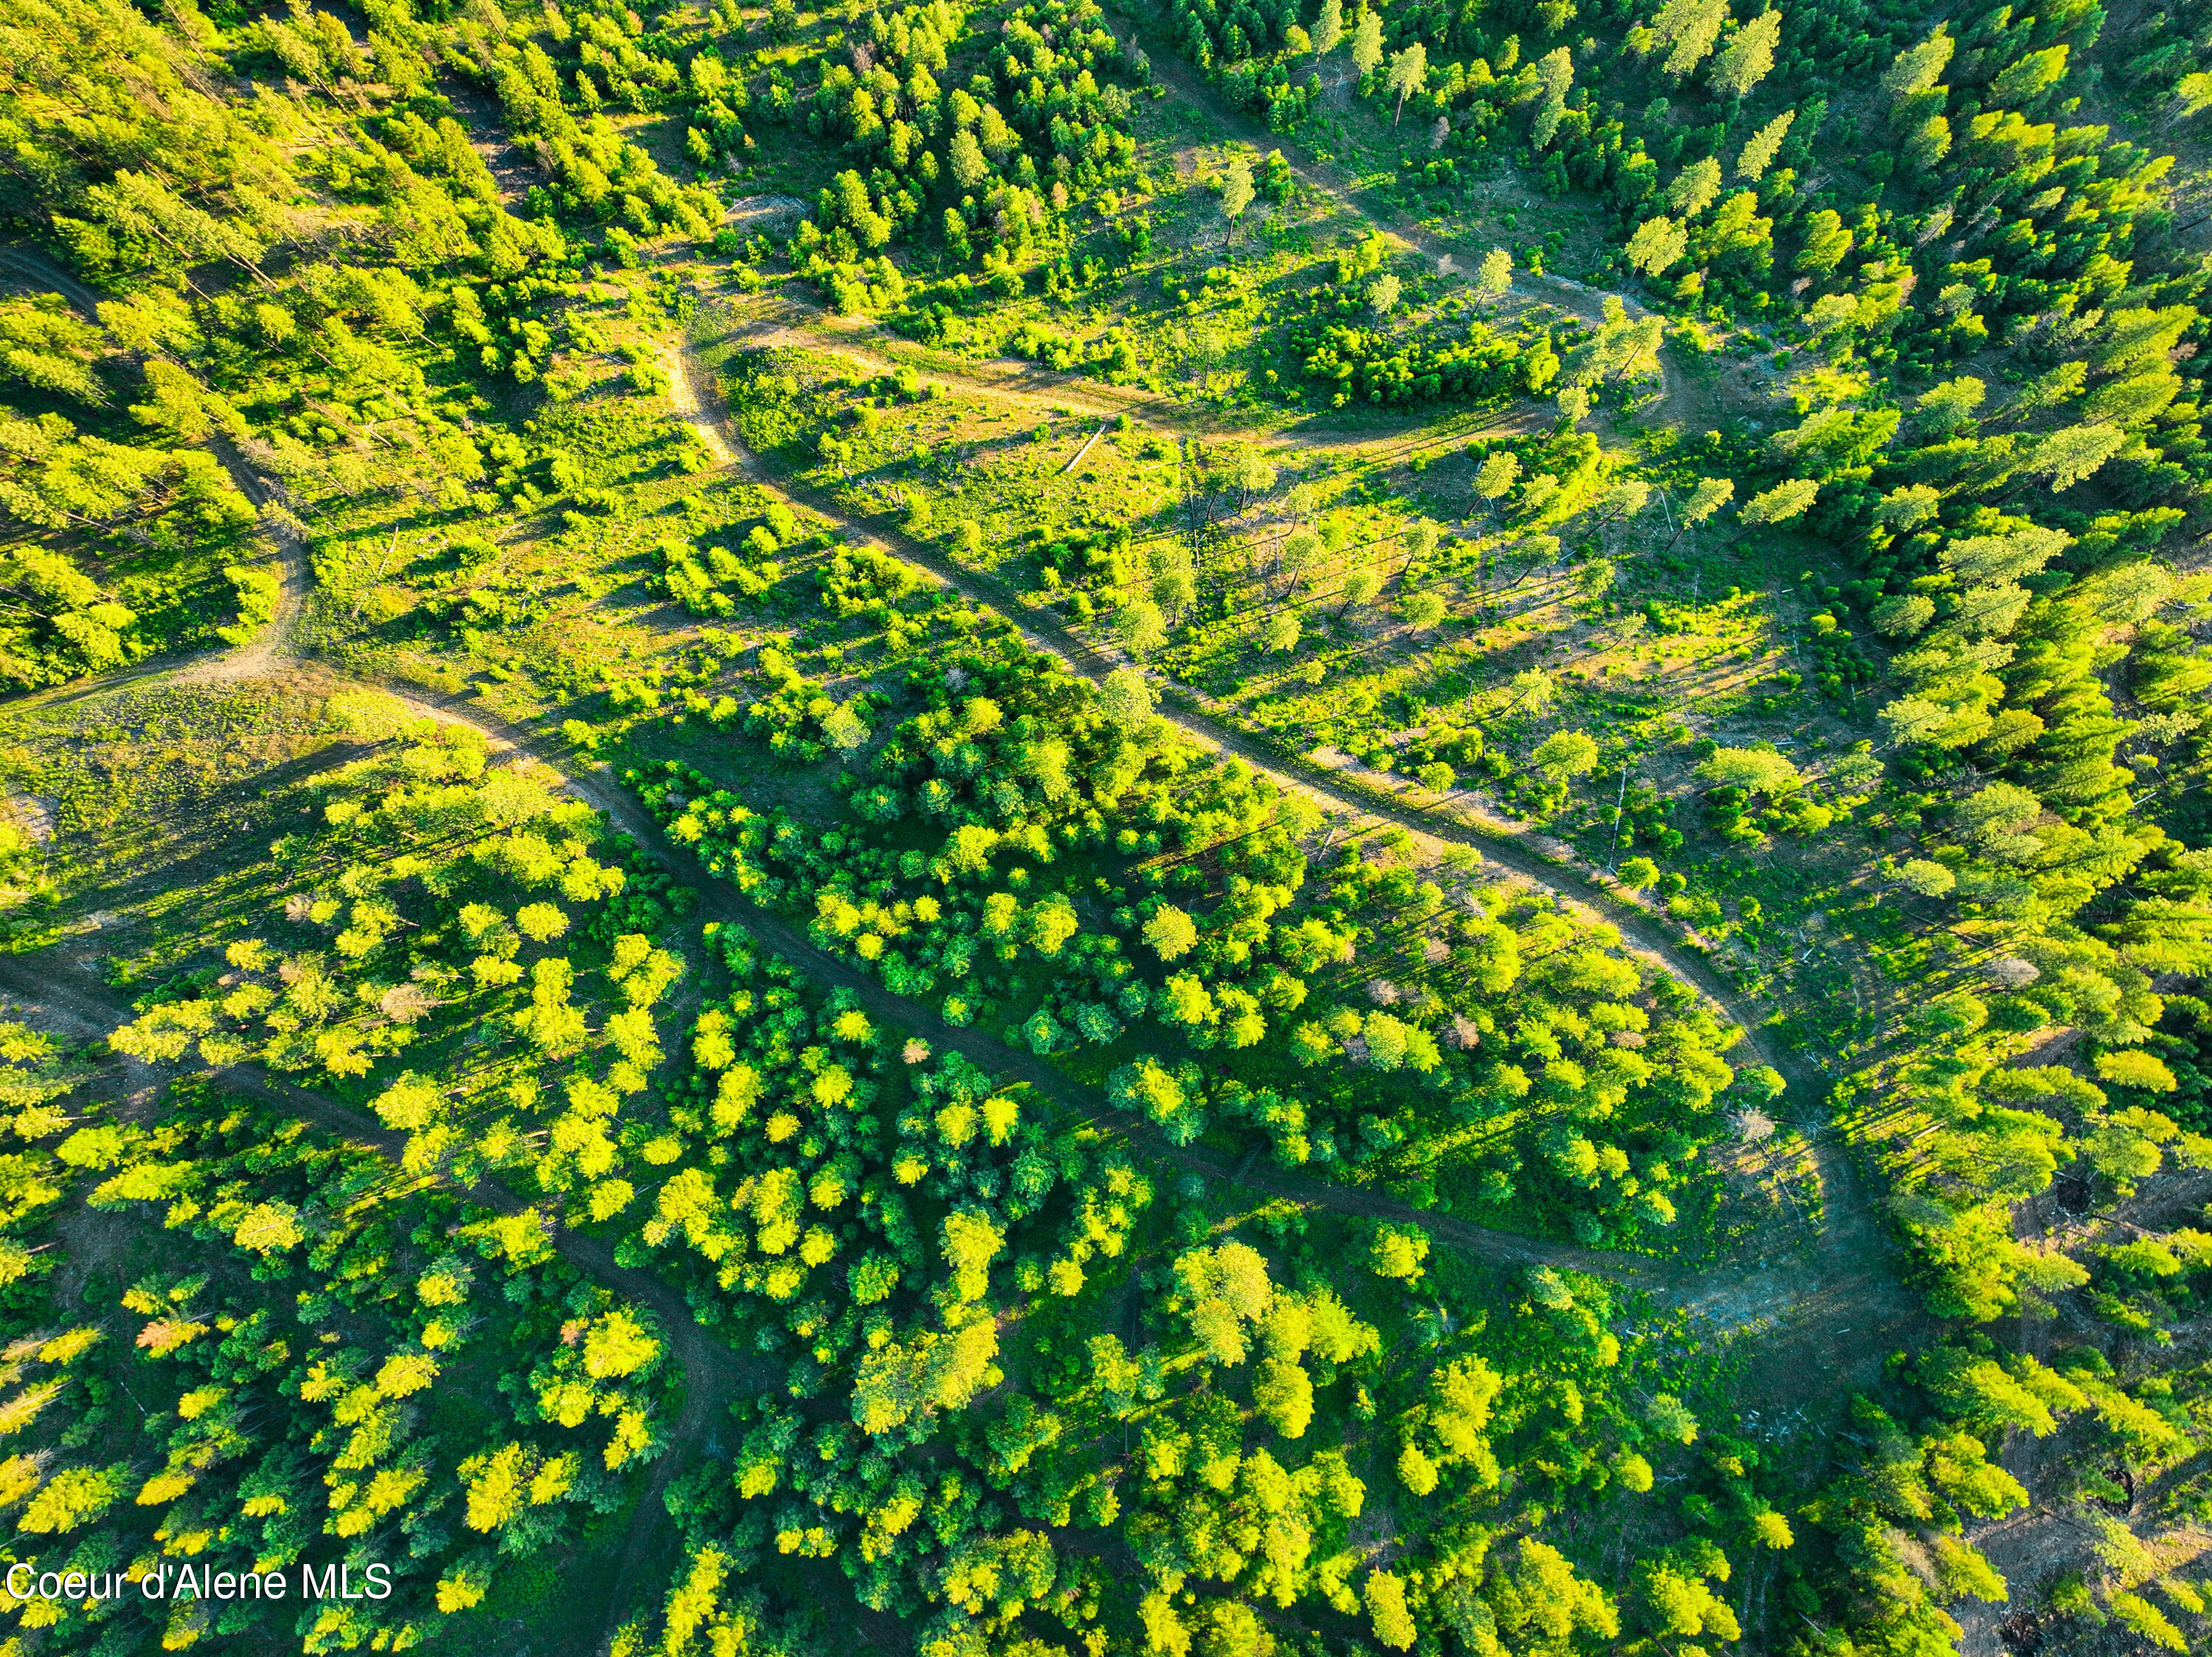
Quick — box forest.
[3,0,2212,1650]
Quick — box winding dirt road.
[667,317,1913,1344]
[1,224,1908,1651]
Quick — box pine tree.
[1386,44,1427,122]
[1654,0,1730,78]
[1350,9,1382,77]
[1666,156,1722,216]
[1219,153,1256,234]
[1710,9,1780,99]
[1475,246,1513,304]
[1626,215,1688,276]
[1312,0,1343,53]
[1733,108,1795,180]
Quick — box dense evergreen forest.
[4,0,2212,1650]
